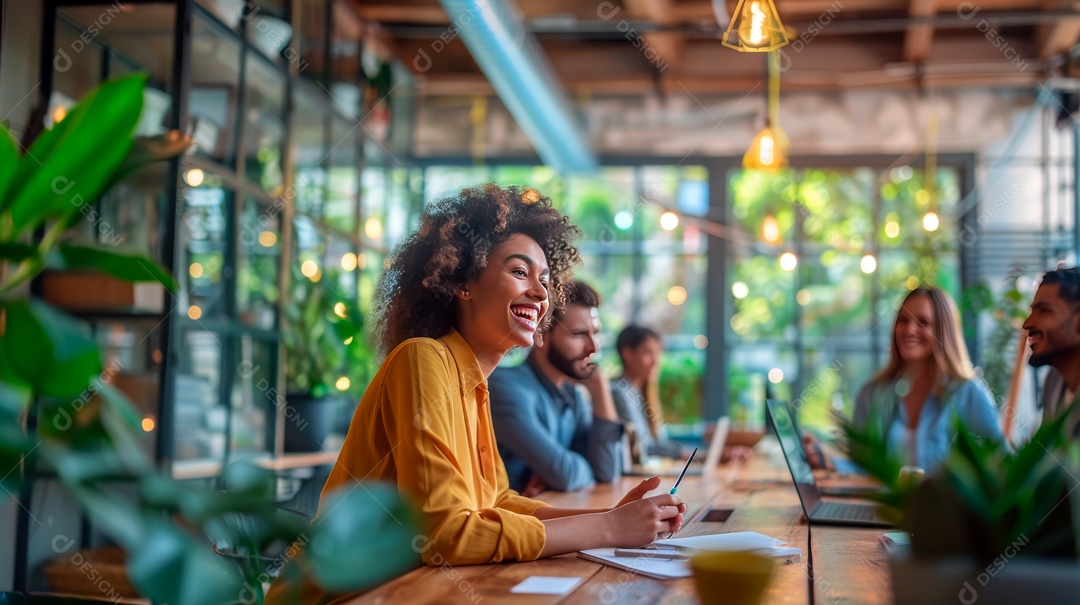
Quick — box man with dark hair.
[489,281,624,494]
[1023,267,1080,432]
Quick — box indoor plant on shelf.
[0,74,417,604]
[281,261,363,452]
[842,403,1080,605]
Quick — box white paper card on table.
[510,576,583,595]
[578,548,693,580]
[656,531,785,552]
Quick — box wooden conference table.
[346,437,891,604]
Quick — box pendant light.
[722,0,790,53]
[744,51,788,171]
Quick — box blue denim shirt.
[853,378,1003,473]
[488,361,624,492]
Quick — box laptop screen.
[765,399,821,514]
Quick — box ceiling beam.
[413,68,1040,96]
[344,0,434,76]
[622,0,684,72]
[903,0,938,62]
[349,4,447,24]
[670,0,1047,22]
[1036,1,1080,58]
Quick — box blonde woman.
[853,287,1002,472]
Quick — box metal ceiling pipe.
[436,0,597,173]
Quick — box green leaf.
[106,131,194,190]
[305,483,421,592]
[222,461,276,501]
[126,518,245,605]
[0,123,19,204]
[6,74,145,235]
[97,383,153,475]
[0,386,34,497]
[0,242,36,262]
[2,300,101,398]
[51,243,177,291]
[68,482,145,548]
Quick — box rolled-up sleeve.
[383,343,547,565]
[495,461,551,515]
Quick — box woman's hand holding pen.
[615,476,663,507]
[604,494,686,547]
[609,476,689,546]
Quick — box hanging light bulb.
[744,52,788,171]
[723,0,789,52]
[744,124,789,171]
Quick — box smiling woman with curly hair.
[370,184,580,358]
[266,184,686,605]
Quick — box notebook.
[578,532,801,579]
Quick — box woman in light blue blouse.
[853,287,1003,473]
[611,325,684,460]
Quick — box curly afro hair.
[370,184,582,358]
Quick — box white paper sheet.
[656,531,785,552]
[509,576,583,595]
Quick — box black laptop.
[766,399,892,528]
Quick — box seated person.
[611,325,684,460]
[265,186,684,605]
[1023,267,1080,434]
[850,287,1002,473]
[489,281,624,495]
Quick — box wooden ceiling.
[344,0,1080,94]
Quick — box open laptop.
[766,399,891,528]
[626,416,730,477]
[783,402,887,499]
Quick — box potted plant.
[0,75,417,604]
[842,404,1080,605]
[281,261,363,452]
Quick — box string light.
[860,254,877,274]
[183,168,205,187]
[922,212,940,232]
[762,214,780,243]
[258,231,277,247]
[667,286,688,305]
[365,217,383,240]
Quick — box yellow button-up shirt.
[266,329,548,604]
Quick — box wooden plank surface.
[347,441,891,604]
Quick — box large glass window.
[727,164,963,432]
[422,165,710,426]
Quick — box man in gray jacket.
[489,281,623,495]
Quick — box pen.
[669,447,697,495]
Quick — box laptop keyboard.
[816,501,880,522]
